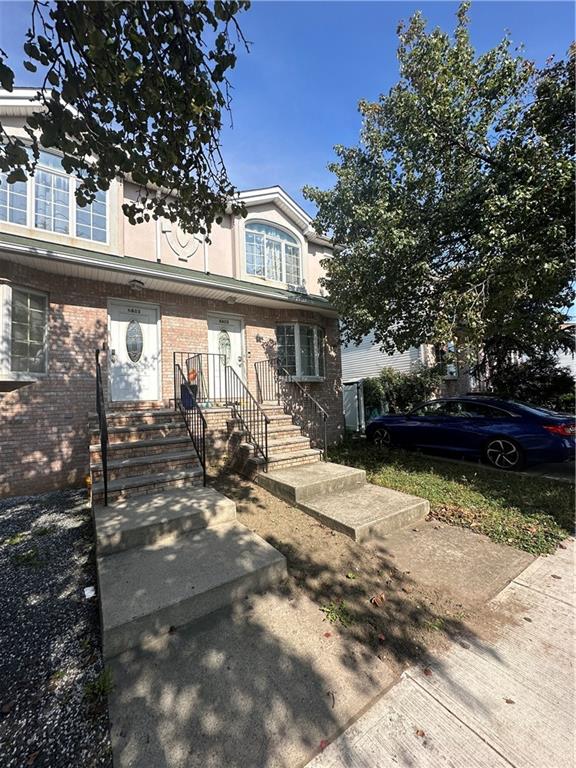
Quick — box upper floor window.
[245,222,301,286]
[0,150,108,243]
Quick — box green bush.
[489,355,575,413]
[364,365,443,414]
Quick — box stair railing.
[225,364,270,468]
[174,358,207,486]
[95,349,109,506]
[254,357,329,459]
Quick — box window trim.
[0,149,110,245]
[0,282,49,378]
[276,322,325,381]
[244,220,302,287]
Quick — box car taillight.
[543,423,576,437]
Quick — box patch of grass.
[4,531,29,546]
[320,600,355,627]
[12,544,43,567]
[329,443,574,555]
[84,668,114,703]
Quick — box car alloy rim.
[486,439,520,468]
[374,428,391,448]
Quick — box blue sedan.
[365,396,576,470]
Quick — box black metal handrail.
[174,358,207,486]
[225,364,270,468]
[254,357,329,459]
[95,349,109,506]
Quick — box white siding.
[341,331,422,380]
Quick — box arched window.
[245,221,301,286]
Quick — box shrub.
[364,365,443,414]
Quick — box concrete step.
[247,448,323,474]
[98,521,287,658]
[94,487,237,556]
[91,450,199,482]
[91,467,204,505]
[90,435,192,462]
[90,421,187,445]
[256,461,366,503]
[301,484,429,543]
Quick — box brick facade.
[0,259,343,498]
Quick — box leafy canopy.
[0,0,250,234]
[304,3,575,364]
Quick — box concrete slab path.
[307,538,575,768]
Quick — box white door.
[207,314,244,401]
[108,301,160,402]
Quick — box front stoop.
[94,487,287,659]
[256,462,429,543]
[89,406,203,505]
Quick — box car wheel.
[484,438,525,470]
[372,427,392,449]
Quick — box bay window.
[277,324,325,379]
[245,222,301,286]
[0,150,108,243]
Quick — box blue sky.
[0,1,573,215]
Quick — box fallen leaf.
[319,739,329,751]
[370,592,386,607]
[558,543,567,549]
[415,729,426,737]
[551,575,562,580]
[326,690,336,709]
[504,698,515,704]
[323,632,332,638]
[523,617,532,623]
[26,753,40,766]
[423,667,433,677]
[377,633,386,643]
[345,572,357,580]
[1,700,15,714]
[459,641,470,649]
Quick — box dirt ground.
[211,469,519,674]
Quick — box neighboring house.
[341,333,427,380]
[341,333,462,431]
[0,89,342,498]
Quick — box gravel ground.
[0,490,112,768]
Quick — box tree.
[304,3,575,379]
[489,355,575,413]
[0,0,250,234]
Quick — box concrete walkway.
[308,537,575,768]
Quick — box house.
[0,89,343,500]
[341,332,464,431]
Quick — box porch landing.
[256,462,429,542]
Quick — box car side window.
[451,401,509,418]
[411,401,450,417]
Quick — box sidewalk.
[308,538,575,768]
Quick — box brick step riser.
[92,457,199,483]
[90,425,188,445]
[91,439,193,463]
[92,475,203,506]
[241,455,320,480]
[89,413,181,429]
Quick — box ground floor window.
[276,323,325,379]
[1,284,48,374]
